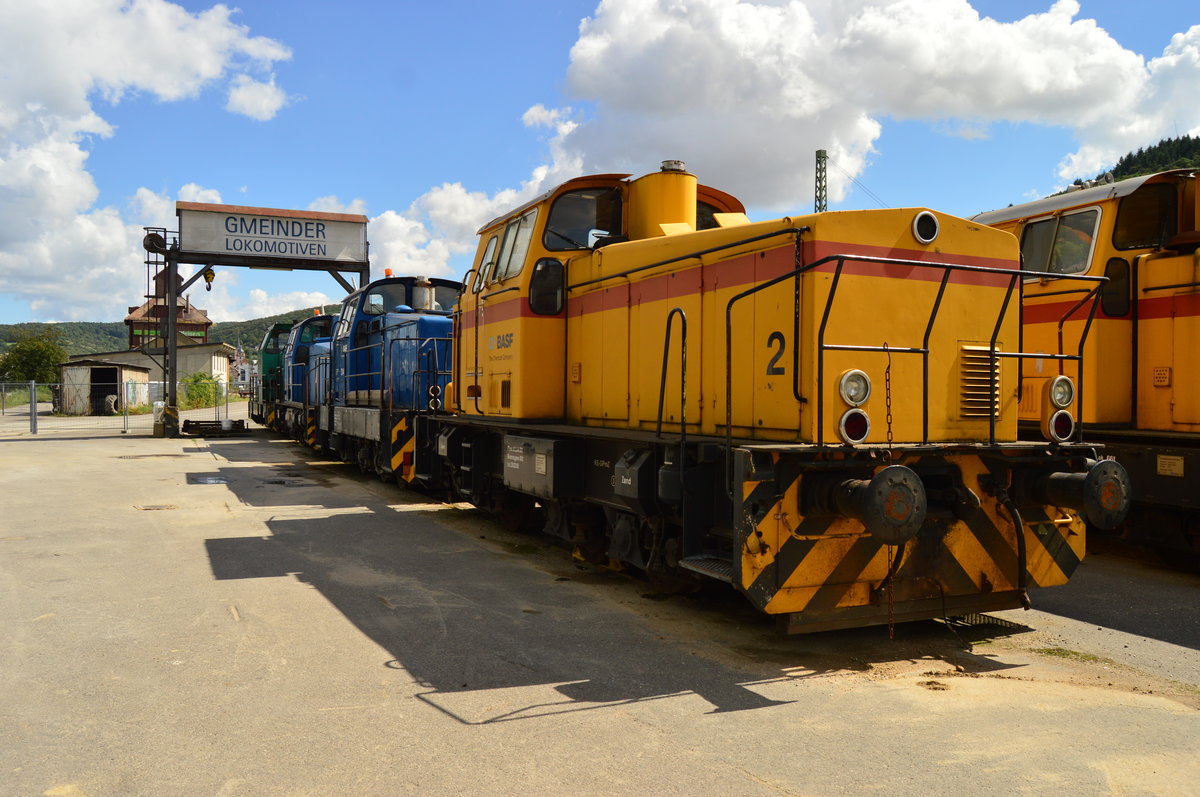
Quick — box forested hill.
[205,305,341,352]
[0,322,126,355]
[0,304,340,357]
[1095,135,1200,182]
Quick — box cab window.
[543,187,622,250]
[298,318,331,343]
[1114,183,1178,250]
[1020,208,1099,275]
[363,282,411,315]
[334,294,360,340]
[474,235,498,292]
[434,284,460,311]
[493,208,537,283]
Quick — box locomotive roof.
[475,172,748,234]
[476,174,632,234]
[972,169,1196,225]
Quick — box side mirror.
[529,258,565,315]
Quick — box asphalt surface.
[2,428,1198,796]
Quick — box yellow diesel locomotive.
[430,161,1130,632]
[975,169,1200,555]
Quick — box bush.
[182,373,221,409]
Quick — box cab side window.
[474,235,498,292]
[1114,183,1178,249]
[1020,208,1099,275]
[334,296,359,340]
[493,208,537,283]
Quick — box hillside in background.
[0,304,340,357]
[0,322,127,356]
[1092,134,1200,182]
[206,305,341,352]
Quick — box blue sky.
[1,0,1197,323]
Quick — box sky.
[0,0,1197,324]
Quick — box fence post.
[28,380,37,434]
[123,379,131,434]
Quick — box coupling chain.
[883,342,894,458]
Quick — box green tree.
[0,329,67,382]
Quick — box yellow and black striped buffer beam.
[737,451,1085,617]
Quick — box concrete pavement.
[2,430,1197,796]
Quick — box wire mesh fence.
[0,380,250,437]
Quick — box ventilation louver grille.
[960,345,1000,418]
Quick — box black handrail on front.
[381,319,452,416]
[723,237,1107,500]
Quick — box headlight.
[912,211,939,244]
[1049,375,1075,409]
[839,369,872,406]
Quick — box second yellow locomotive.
[976,168,1199,554]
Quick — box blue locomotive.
[255,273,460,485]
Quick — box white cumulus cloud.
[0,0,291,320]
[225,74,289,121]
[308,195,369,215]
[541,0,1187,209]
[370,1,1200,275]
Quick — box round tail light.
[1048,410,1075,443]
[839,408,871,444]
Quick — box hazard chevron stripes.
[736,450,1086,621]
[389,414,416,483]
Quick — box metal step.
[679,556,734,583]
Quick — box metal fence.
[0,380,249,437]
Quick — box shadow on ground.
[197,437,1041,724]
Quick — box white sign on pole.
[177,202,368,263]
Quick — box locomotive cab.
[454,163,745,419]
[249,321,293,426]
[332,275,460,408]
[283,313,335,405]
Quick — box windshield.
[544,187,622,250]
[363,282,411,315]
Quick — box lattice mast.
[814,149,828,213]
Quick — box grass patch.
[1032,647,1104,663]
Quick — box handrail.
[569,227,808,293]
[1142,280,1200,293]
[722,242,1108,498]
[655,306,687,448]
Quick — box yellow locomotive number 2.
[766,331,786,375]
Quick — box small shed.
[58,360,152,416]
